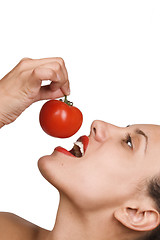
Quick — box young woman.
[0,58,159,240]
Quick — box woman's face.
[38,121,160,211]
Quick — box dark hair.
[144,176,160,240]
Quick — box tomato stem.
[64,95,73,106]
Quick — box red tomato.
[39,97,83,138]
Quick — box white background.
[0,0,160,230]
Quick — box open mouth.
[55,135,89,158]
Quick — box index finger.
[19,57,69,83]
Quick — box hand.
[0,57,70,128]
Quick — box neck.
[43,193,130,240]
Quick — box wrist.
[0,121,5,129]
[0,82,7,128]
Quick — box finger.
[40,62,66,84]
[37,61,68,84]
[36,85,64,101]
[49,79,70,96]
[55,58,69,83]
[32,57,68,81]
[29,66,70,97]
[36,62,70,94]
[29,67,57,89]
[60,80,70,96]
[18,57,68,82]
[38,57,69,82]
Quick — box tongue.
[55,146,76,157]
[70,144,82,157]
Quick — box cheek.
[37,146,140,212]
[70,149,140,210]
[37,155,111,210]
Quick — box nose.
[91,120,111,142]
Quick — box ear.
[114,206,160,232]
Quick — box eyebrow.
[126,125,148,153]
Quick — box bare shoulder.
[0,212,50,240]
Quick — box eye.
[124,134,133,149]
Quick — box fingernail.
[66,88,70,95]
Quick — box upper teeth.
[74,141,84,156]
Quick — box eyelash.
[124,134,133,149]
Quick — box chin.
[37,135,91,203]
[37,153,71,192]
[38,134,90,181]
[38,155,49,178]
[37,155,57,185]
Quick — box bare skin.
[1,122,160,240]
[0,59,160,240]
[0,212,49,240]
[0,57,70,128]
[37,122,160,240]
[0,57,70,240]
